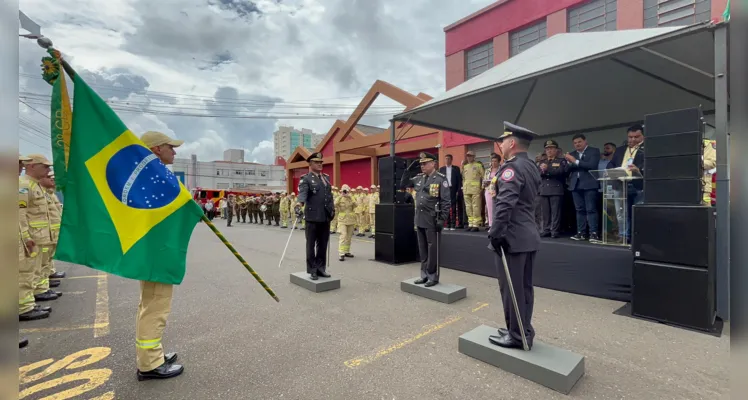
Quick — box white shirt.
[445,165,453,186]
[205,202,213,211]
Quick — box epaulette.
[322,173,329,177]
[436,172,446,178]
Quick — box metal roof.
[395,22,719,140]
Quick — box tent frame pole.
[714,23,729,320]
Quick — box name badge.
[552,163,560,167]
[626,158,634,166]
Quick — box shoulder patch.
[442,180,449,188]
[19,188,28,194]
[500,169,515,182]
[436,172,446,177]
[711,142,716,149]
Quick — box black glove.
[489,235,505,252]
[435,220,444,232]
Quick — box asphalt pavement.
[19,219,730,399]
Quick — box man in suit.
[487,122,541,350]
[296,152,336,280]
[565,133,601,242]
[606,125,645,242]
[439,154,462,230]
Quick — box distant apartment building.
[173,150,286,191]
[273,126,325,160]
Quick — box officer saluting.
[488,122,541,350]
[537,139,568,238]
[402,152,450,287]
[297,152,335,280]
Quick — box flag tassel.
[200,215,280,302]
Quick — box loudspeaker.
[632,205,715,268]
[375,231,418,264]
[644,155,702,180]
[378,157,407,204]
[375,203,415,235]
[643,179,702,205]
[632,260,715,331]
[644,107,703,137]
[645,131,702,158]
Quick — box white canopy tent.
[395,22,718,139]
[393,21,731,319]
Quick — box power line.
[19,73,436,104]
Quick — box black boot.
[339,255,345,261]
[137,363,184,381]
[414,278,427,285]
[34,291,59,302]
[318,271,331,278]
[310,273,318,280]
[49,271,66,279]
[20,338,29,348]
[19,309,49,321]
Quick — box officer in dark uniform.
[296,152,335,280]
[537,139,568,238]
[487,122,541,350]
[401,152,450,287]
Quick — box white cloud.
[18,0,494,162]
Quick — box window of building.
[234,170,243,175]
[568,0,617,32]
[510,20,547,57]
[465,41,494,80]
[644,0,711,28]
[216,183,230,189]
[260,171,267,177]
[246,170,256,176]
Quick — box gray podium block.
[290,272,340,293]
[400,277,467,304]
[458,325,584,395]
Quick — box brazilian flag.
[54,75,204,284]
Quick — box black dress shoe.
[497,327,508,336]
[20,309,49,321]
[34,291,59,302]
[49,280,60,288]
[318,271,331,278]
[424,280,438,287]
[34,304,52,313]
[49,271,66,279]
[310,273,318,281]
[137,363,184,381]
[20,338,29,348]
[164,352,178,364]
[488,334,527,350]
[414,278,428,284]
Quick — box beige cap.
[370,185,376,189]
[466,150,476,156]
[19,154,31,161]
[140,131,184,148]
[341,184,351,191]
[24,154,53,166]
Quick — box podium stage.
[440,229,633,302]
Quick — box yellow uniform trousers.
[34,244,56,294]
[280,209,290,227]
[369,213,375,234]
[136,281,174,372]
[464,193,483,228]
[19,243,37,315]
[338,224,355,256]
[330,214,338,233]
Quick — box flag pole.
[201,215,280,302]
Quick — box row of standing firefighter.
[217,185,380,261]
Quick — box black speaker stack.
[374,156,418,264]
[631,107,717,331]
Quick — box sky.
[18,0,493,165]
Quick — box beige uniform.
[280,195,290,227]
[330,191,339,233]
[462,161,485,228]
[43,189,62,280]
[368,191,379,234]
[335,194,357,255]
[20,176,54,295]
[703,140,717,205]
[357,191,370,232]
[18,177,37,314]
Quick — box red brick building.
[439,0,728,167]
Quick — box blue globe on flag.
[106,145,181,209]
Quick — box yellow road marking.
[20,323,109,334]
[57,275,106,280]
[472,302,489,312]
[94,275,110,338]
[344,315,463,369]
[90,391,115,400]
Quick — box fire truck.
[191,187,273,205]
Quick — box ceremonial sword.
[278,208,301,268]
[498,246,529,351]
